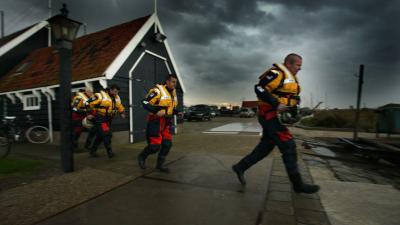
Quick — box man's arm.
[88,93,102,109]
[71,96,87,114]
[142,89,162,113]
[254,71,282,107]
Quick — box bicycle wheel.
[0,130,12,158]
[26,126,50,144]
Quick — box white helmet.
[82,117,94,129]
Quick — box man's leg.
[157,118,173,173]
[97,120,114,158]
[90,132,102,157]
[103,131,114,158]
[232,120,275,185]
[138,118,162,169]
[84,127,96,150]
[90,119,104,157]
[268,118,319,194]
[72,120,83,152]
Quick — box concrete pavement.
[1,117,330,225]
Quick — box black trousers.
[91,116,113,153]
[236,116,299,174]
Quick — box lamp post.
[49,4,81,172]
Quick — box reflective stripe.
[153,84,178,115]
[77,92,89,101]
[156,84,171,100]
[275,63,296,84]
[100,91,112,101]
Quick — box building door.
[131,52,171,143]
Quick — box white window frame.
[23,94,41,110]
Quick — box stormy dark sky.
[1,0,399,108]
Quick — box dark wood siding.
[111,25,185,141]
[1,93,50,128]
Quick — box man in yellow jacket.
[138,74,179,173]
[88,84,125,158]
[71,87,95,151]
[232,53,319,194]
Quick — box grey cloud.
[1,0,399,107]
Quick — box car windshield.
[241,109,248,112]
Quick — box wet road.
[37,153,273,225]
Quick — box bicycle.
[0,115,50,158]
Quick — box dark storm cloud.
[1,0,399,107]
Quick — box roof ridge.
[75,14,151,41]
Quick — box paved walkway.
[0,117,331,225]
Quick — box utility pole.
[310,92,314,108]
[83,23,87,35]
[154,0,158,33]
[325,91,328,109]
[353,64,364,141]
[48,0,52,46]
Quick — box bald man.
[232,53,319,194]
[71,87,95,151]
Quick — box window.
[23,95,41,110]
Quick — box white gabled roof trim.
[99,79,108,88]
[103,13,186,93]
[0,21,49,57]
[0,77,107,97]
[104,14,156,80]
[15,92,24,101]
[41,87,55,100]
[6,93,16,104]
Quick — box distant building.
[241,100,258,112]
[376,103,400,135]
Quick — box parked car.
[240,107,256,117]
[220,106,233,116]
[188,105,212,121]
[209,105,220,117]
[183,106,191,120]
[231,106,241,116]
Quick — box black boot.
[232,157,254,185]
[156,156,170,173]
[232,164,246,185]
[138,152,147,169]
[84,140,92,151]
[107,149,115,158]
[288,172,320,194]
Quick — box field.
[300,109,378,131]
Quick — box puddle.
[206,122,262,133]
[311,146,337,157]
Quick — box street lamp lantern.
[49,5,81,42]
[49,15,81,42]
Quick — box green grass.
[0,157,44,174]
[300,109,378,131]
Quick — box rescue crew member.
[71,87,96,151]
[138,74,179,173]
[89,84,125,158]
[232,53,320,194]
